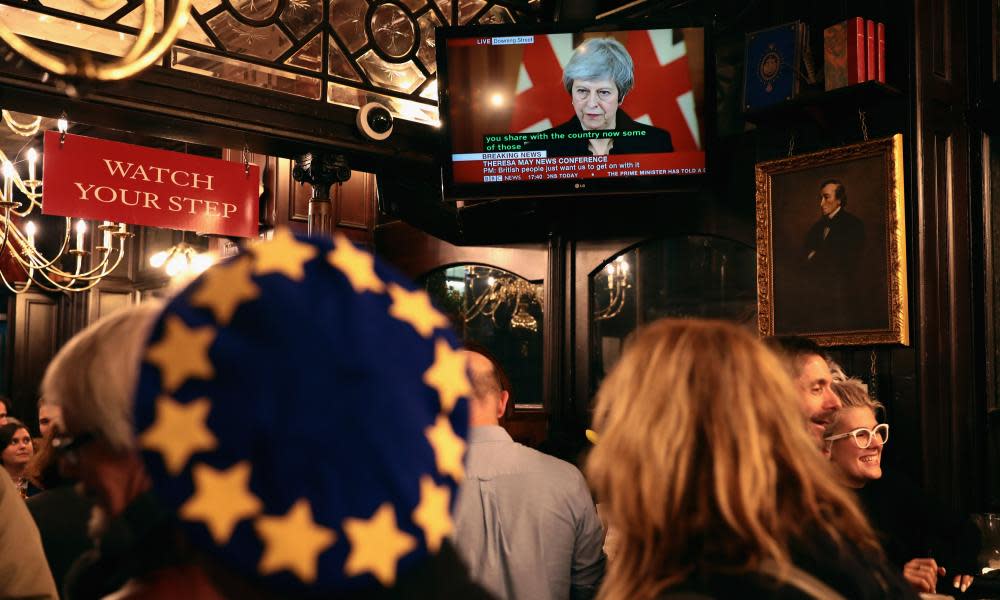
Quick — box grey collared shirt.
[452,426,606,600]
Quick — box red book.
[877,22,886,83]
[823,17,870,89]
[866,19,876,81]
[848,17,866,84]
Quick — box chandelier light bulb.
[165,252,188,277]
[26,147,37,182]
[191,253,214,274]
[74,219,87,250]
[2,160,13,179]
[25,220,36,247]
[57,116,68,134]
[149,250,170,268]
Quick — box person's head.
[44,229,472,595]
[763,336,842,445]
[41,302,162,529]
[825,379,887,488]
[37,401,63,439]
[463,349,509,426]
[819,178,847,216]
[562,37,634,131]
[0,421,33,474]
[587,319,881,600]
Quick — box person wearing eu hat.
[40,228,493,599]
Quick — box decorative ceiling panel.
[0,0,536,124]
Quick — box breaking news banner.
[452,130,705,182]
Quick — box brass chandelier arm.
[1,216,72,272]
[0,149,43,213]
[1,111,41,137]
[0,213,128,291]
[0,0,191,81]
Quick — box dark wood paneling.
[88,287,138,324]
[375,221,548,281]
[335,173,374,231]
[10,292,58,423]
[914,0,976,511]
[931,0,950,78]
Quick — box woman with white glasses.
[827,379,979,596]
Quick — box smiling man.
[764,335,842,449]
[533,37,673,158]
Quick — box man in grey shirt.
[453,350,606,600]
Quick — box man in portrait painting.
[802,178,866,327]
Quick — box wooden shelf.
[744,81,903,127]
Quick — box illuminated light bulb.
[57,116,68,134]
[487,276,496,287]
[74,219,87,250]
[149,250,169,268]
[165,253,187,277]
[25,221,36,247]
[490,93,504,107]
[619,260,629,273]
[2,161,12,204]
[26,148,37,182]
[191,253,214,274]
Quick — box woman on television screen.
[535,37,674,157]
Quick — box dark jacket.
[658,534,918,599]
[857,471,982,575]
[532,110,674,157]
[27,485,94,597]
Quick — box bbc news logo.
[483,175,503,182]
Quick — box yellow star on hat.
[328,233,384,294]
[252,227,318,281]
[145,315,216,393]
[423,339,471,414]
[138,396,217,475]
[255,499,336,583]
[424,415,466,481]
[343,502,417,586]
[180,461,263,544]
[411,475,452,553]
[388,284,447,338]
[190,256,260,325]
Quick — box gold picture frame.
[755,134,909,346]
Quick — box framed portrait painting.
[755,134,909,346]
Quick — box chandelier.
[0,116,132,293]
[460,266,543,333]
[0,0,191,84]
[594,256,632,321]
[149,241,214,279]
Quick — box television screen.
[437,23,710,200]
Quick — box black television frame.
[436,19,715,201]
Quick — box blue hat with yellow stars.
[133,227,471,594]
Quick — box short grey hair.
[41,302,162,452]
[562,37,635,98]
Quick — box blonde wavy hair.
[586,319,883,600]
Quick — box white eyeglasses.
[824,424,889,449]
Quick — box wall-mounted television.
[437,21,711,200]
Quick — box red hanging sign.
[42,131,259,238]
